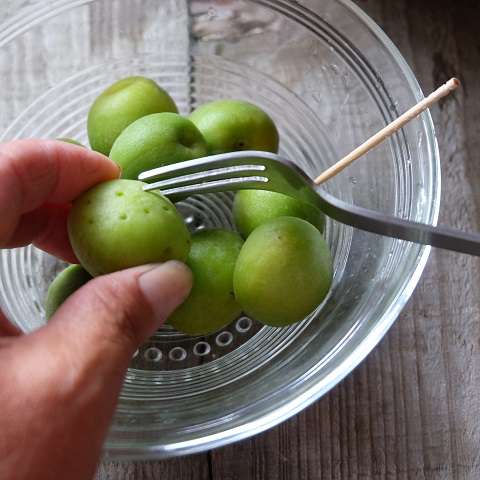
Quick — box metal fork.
[138,151,480,256]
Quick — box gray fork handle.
[316,190,480,256]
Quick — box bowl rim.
[104,0,441,459]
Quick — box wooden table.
[97,1,480,478]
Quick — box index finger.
[0,139,120,245]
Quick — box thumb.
[44,260,193,362]
[0,261,192,480]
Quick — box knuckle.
[87,275,145,348]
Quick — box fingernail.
[138,261,193,327]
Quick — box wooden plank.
[96,456,211,480]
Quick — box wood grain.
[97,457,211,480]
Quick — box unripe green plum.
[68,179,190,276]
[110,113,208,180]
[169,229,243,336]
[233,190,325,238]
[189,99,279,154]
[87,76,178,155]
[233,217,333,327]
[45,265,92,319]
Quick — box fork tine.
[145,176,269,198]
[138,150,278,182]
[143,165,266,191]
[139,150,317,206]
[149,176,268,198]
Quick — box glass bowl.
[0,0,439,459]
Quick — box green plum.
[87,76,178,156]
[233,217,333,327]
[233,190,325,238]
[68,179,191,276]
[110,112,208,180]
[189,99,279,154]
[57,138,84,147]
[45,265,92,319]
[169,229,244,336]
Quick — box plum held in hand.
[169,229,244,336]
[110,112,208,181]
[45,265,92,319]
[234,216,333,327]
[233,190,325,238]
[189,99,279,154]
[68,179,191,276]
[87,76,178,156]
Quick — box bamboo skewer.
[314,78,460,185]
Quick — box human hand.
[0,140,192,480]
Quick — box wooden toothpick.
[314,77,460,185]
